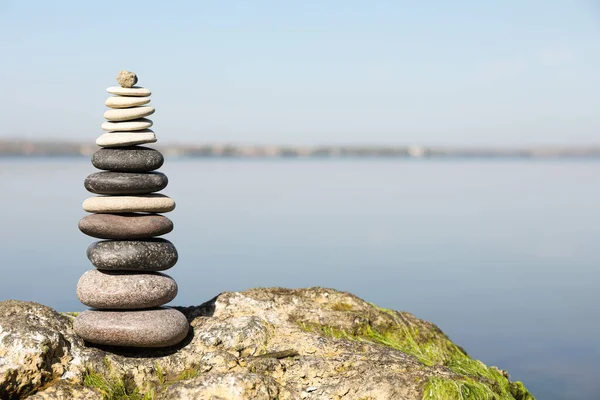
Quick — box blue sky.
[1,0,599,145]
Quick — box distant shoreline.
[1,140,599,159]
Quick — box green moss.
[423,377,503,400]
[297,304,535,400]
[172,368,199,381]
[83,368,154,400]
[509,381,536,400]
[298,319,464,367]
[154,363,166,385]
[331,302,354,311]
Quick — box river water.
[1,158,598,399]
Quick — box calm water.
[1,158,599,399]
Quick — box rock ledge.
[0,287,535,399]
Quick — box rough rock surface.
[0,288,535,400]
[116,70,138,88]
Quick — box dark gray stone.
[84,171,168,195]
[73,308,189,347]
[76,269,177,309]
[79,213,173,239]
[91,146,164,172]
[87,239,178,271]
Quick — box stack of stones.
[73,70,189,348]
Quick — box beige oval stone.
[104,106,155,122]
[96,130,157,147]
[83,194,175,213]
[106,86,151,97]
[77,269,177,309]
[101,118,152,132]
[73,308,189,347]
[105,96,151,109]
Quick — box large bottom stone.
[77,269,177,309]
[73,308,189,347]
[87,239,178,271]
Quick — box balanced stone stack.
[73,70,189,348]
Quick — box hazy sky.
[1,1,599,145]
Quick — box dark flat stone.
[73,308,189,347]
[79,213,173,239]
[87,239,178,271]
[84,171,168,195]
[92,146,164,172]
[77,269,177,309]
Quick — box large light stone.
[77,270,177,309]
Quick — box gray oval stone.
[79,213,173,239]
[84,172,168,195]
[77,269,177,309]
[87,239,178,271]
[92,146,164,172]
[73,308,189,347]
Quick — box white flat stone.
[102,118,152,132]
[106,86,151,97]
[83,194,176,213]
[104,106,155,122]
[105,96,151,109]
[96,130,157,147]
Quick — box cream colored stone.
[96,130,157,147]
[101,118,152,132]
[106,86,151,97]
[104,106,155,122]
[83,194,175,213]
[105,96,151,109]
